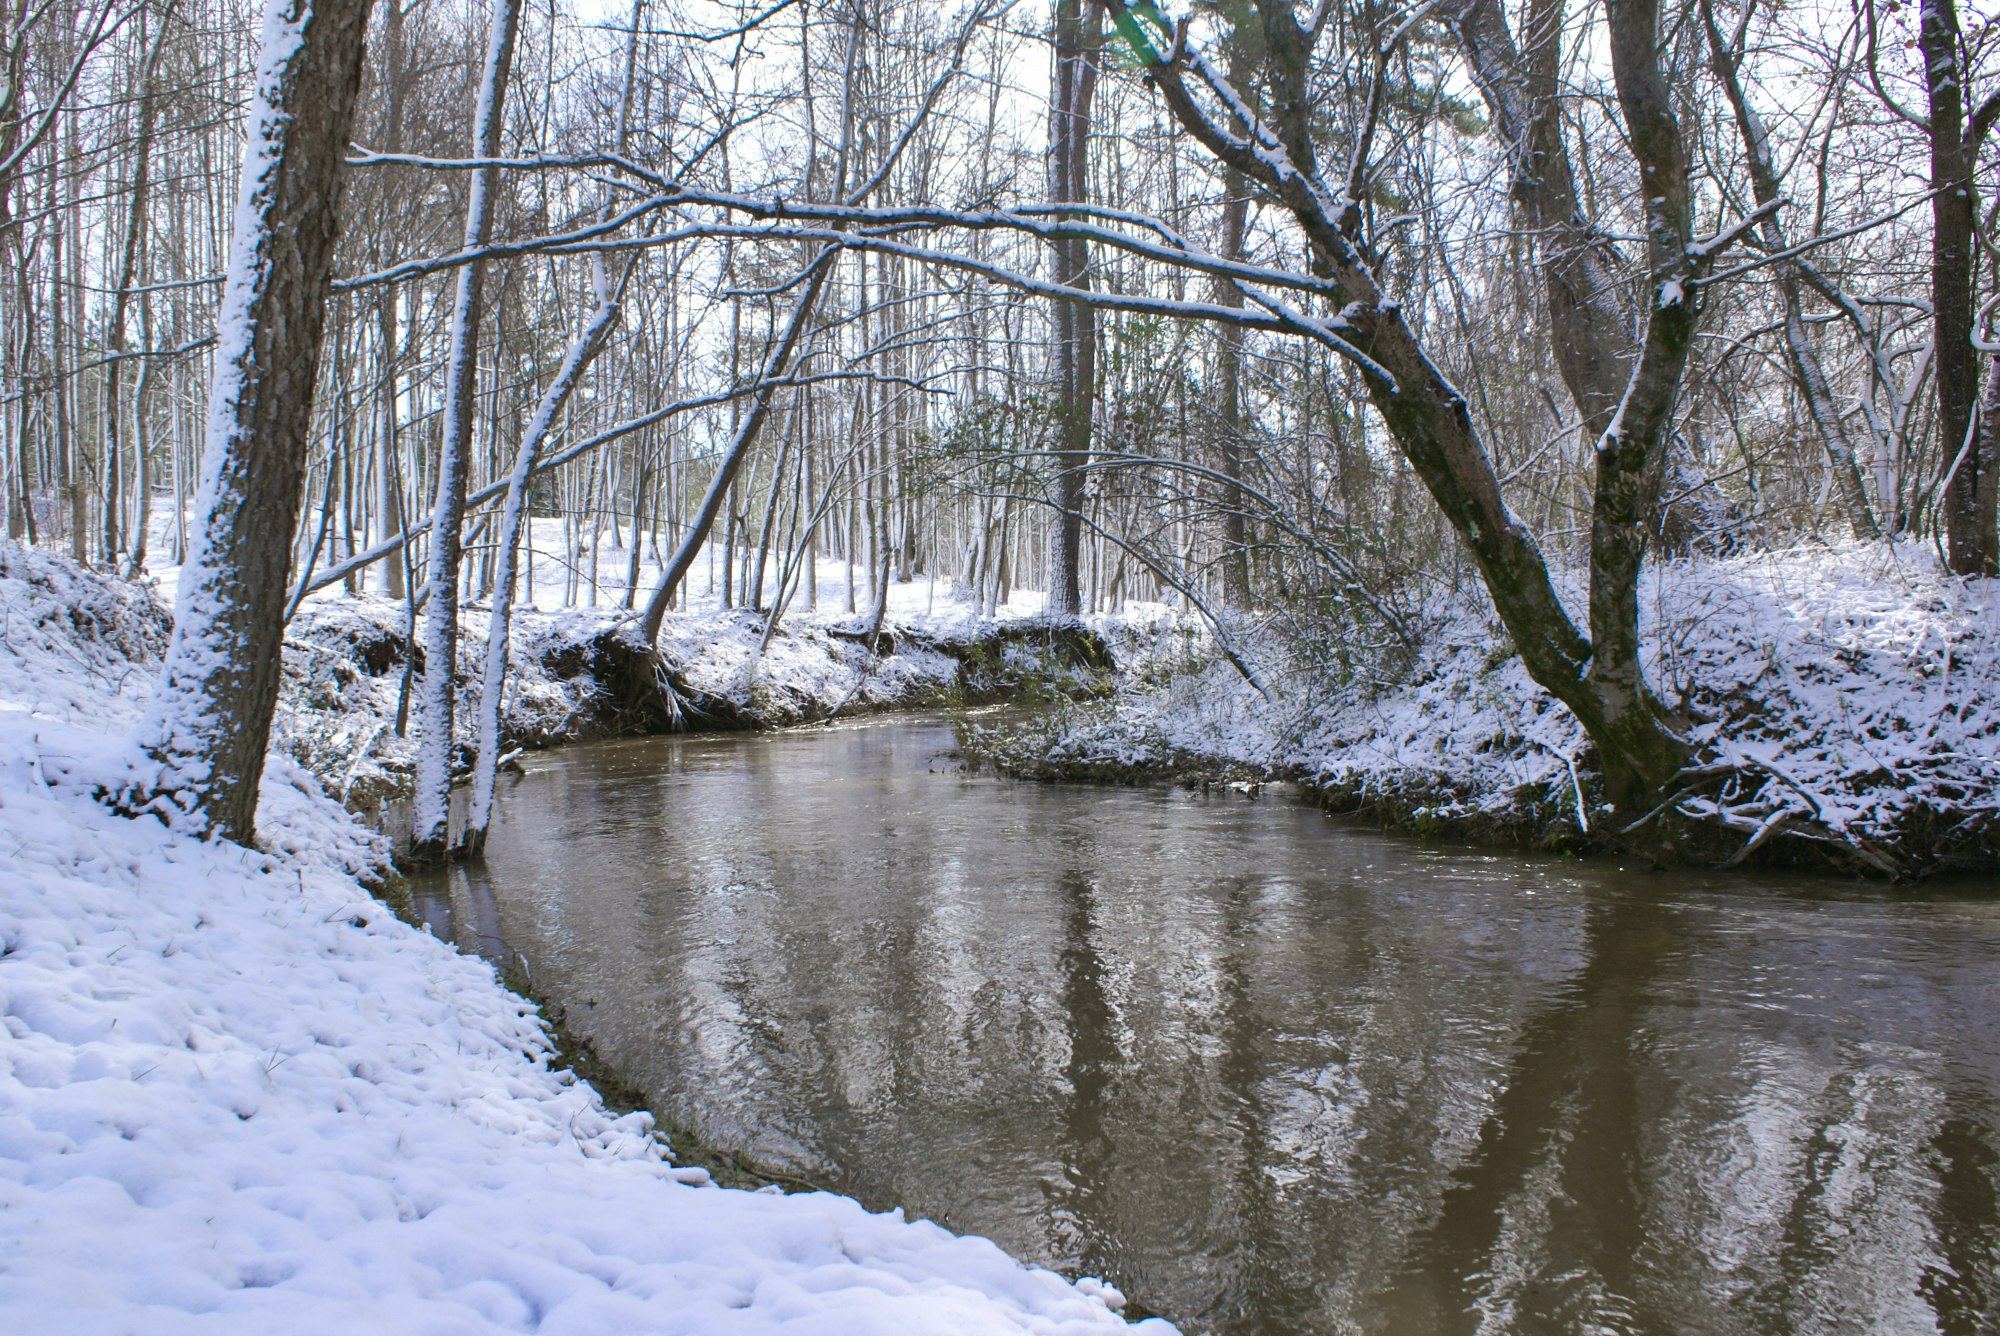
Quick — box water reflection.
[412,716,2000,1334]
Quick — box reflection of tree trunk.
[1372,893,1673,1332]
[1750,1065,2000,1332]
[1050,870,1116,1281]
[1761,1070,1867,1327]
[1919,1111,2000,1332]
[1211,877,1300,1327]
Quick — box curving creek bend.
[410,713,2000,1334]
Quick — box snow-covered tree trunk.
[1978,355,2000,555]
[409,0,521,863]
[461,291,621,857]
[131,0,372,844]
[1921,0,1996,575]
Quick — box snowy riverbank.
[0,541,1165,1330]
[264,531,1174,816]
[973,543,2000,875]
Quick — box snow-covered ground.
[995,543,2000,872]
[0,539,1165,1331]
[482,514,1054,624]
[259,512,1057,628]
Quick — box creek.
[411,714,2000,1334]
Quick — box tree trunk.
[1450,0,1632,443]
[372,0,406,599]
[409,0,522,862]
[6,235,36,543]
[103,6,175,570]
[1701,0,1879,541]
[639,250,835,642]
[1921,0,1995,574]
[1452,0,1697,808]
[1214,170,1252,606]
[133,0,374,844]
[1583,0,1703,813]
[0,0,26,542]
[1045,0,1100,618]
[1978,355,2000,558]
[128,290,154,575]
[50,151,82,564]
[462,293,620,856]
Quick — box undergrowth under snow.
[0,540,1159,1331]
[1009,543,2000,872]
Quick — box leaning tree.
[132,0,373,842]
[1088,0,1752,818]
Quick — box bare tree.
[1096,0,1726,814]
[1701,0,1879,540]
[1916,0,1997,572]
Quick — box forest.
[0,0,1992,867]
[2,0,1999,1331]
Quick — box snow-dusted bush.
[0,541,170,720]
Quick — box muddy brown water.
[410,714,2000,1334]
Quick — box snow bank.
[273,563,1152,807]
[1001,544,2000,872]
[0,540,1161,1332]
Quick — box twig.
[1721,809,1789,868]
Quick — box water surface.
[414,715,2000,1334]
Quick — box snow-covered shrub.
[0,540,169,719]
